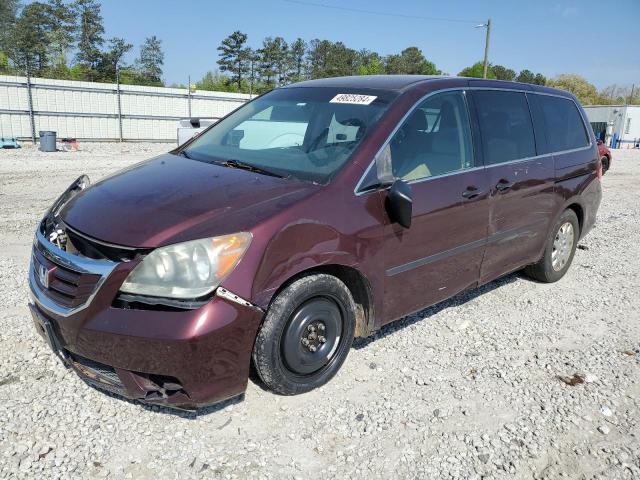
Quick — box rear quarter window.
[533,95,590,152]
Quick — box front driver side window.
[390,91,474,182]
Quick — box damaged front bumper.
[28,224,265,411]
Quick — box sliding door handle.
[495,179,514,191]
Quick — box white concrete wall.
[0,75,250,142]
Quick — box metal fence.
[0,74,250,143]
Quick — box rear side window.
[473,91,536,165]
[535,95,590,152]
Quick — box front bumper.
[28,228,264,410]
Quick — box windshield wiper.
[215,159,286,178]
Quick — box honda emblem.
[37,264,50,289]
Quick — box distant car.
[597,140,611,174]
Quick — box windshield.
[183,87,397,183]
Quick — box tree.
[96,37,132,82]
[137,36,164,85]
[383,47,439,75]
[7,2,54,74]
[547,74,598,104]
[217,31,251,89]
[492,64,516,81]
[399,47,440,75]
[458,61,496,79]
[46,0,76,71]
[515,69,535,84]
[384,54,404,74]
[0,0,20,54]
[74,0,104,78]
[288,38,307,82]
[306,39,331,78]
[357,49,384,76]
[257,36,289,87]
[533,73,547,85]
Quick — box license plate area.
[29,303,69,363]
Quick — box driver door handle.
[495,179,514,192]
[462,187,482,199]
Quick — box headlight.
[119,233,252,299]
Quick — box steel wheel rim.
[551,222,574,271]
[281,296,343,375]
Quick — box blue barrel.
[39,131,57,152]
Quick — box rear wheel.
[601,156,609,173]
[252,274,356,395]
[524,209,579,283]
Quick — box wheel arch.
[565,202,584,235]
[261,264,375,339]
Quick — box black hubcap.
[281,297,343,375]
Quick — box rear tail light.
[596,157,603,178]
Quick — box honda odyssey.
[28,76,602,410]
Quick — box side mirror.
[385,179,413,228]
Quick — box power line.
[282,0,482,24]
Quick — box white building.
[583,105,640,149]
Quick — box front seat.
[391,110,431,181]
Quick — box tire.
[524,209,580,283]
[601,156,609,173]
[252,273,356,395]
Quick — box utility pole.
[249,58,255,99]
[482,18,492,79]
[187,75,192,118]
[116,69,123,142]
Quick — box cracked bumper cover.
[29,273,265,409]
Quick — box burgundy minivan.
[29,76,602,410]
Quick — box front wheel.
[252,274,356,395]
[524,209,579,283]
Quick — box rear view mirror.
[386,179,412,228]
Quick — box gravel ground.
[1,143,639,479]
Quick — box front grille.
[32,248,101,309]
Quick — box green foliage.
[217,30,252,89]
[458,61,496,79]
[492,64,516,81]
[458,62,547,86]
[289,38,307,82]
[258,36,289,88]
[136,36,163,85]
[357,50,384,76]
[547,74,598,104]
[0,0,20,52]
[74,0,104,76]
[94,37,132,82]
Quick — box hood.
[61,153,317,248]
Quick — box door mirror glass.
[386,179,413,228]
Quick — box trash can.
[39,131,57,152]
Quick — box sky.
[97,0,640,89]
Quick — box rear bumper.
[29,269,264,410]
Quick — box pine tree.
[288,38,306,82]
[74,0,104,78]
[137,36,164,85]
[217,31,251,90]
